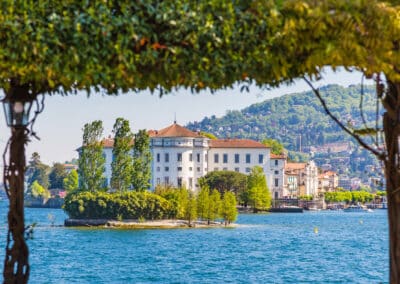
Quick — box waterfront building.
[150,123,208,190]
[284,161,319,197]
[151,123,272,190]
[318,170,339,192]
[99,123,273,193]
[270,154,286,199]
[338,176,352,190]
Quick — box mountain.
[186,84,383,182]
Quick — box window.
[156,153,160,162]
[197,153,201,162]
[156,167,160,172]
[258,154,264,164]
[214,154,219,163]
[275,160,278,166]
[164,176,169,185]
[177,153,182,162]
[165,153,169,163]
[165,167,169,172]
[189,167,193,171]
[205,154,208,162]
[214,167,219,171]
[177,177,183,188]
[274,192,279,199]
[223,153,228,163]
[156,178,161,185]
[274,170,279,175]
[189,178,193,189]
[275,178,279,187]
[235,167,240,172]
[234,154,240,163]
[177,167,182,172]
[246,167,251,173]
[197,167,201,172]
[189,153,193,162]
[223,167,228,171]
[246,154,251,163]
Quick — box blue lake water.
[0,203,389,283]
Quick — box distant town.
[0,121,384,212]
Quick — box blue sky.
[0,68,370,165]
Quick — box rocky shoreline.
[65,219,237,229]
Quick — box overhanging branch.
[303,77,386,160]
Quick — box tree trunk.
[3,127,29,283]
[383,81,400,284]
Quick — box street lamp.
[2,92,33,127]
[1,87,37,283]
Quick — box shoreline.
[65,218,237,229]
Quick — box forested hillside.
[187,84,379,150]
[187,84,382,179]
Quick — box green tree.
[176,188,189,220]
[197,186,210,221]
[27,181,50,199]
[220,191,238,226]
[78,120,106,192]
[131,130,152,191]
[185,192,198,226]
[206,189,221,225]
[49,163,68,189]
[199,171,247,202]
[111,118,133,192]
[247,166,271,213]
[262,138,285,155]
[63,170,79,193]
[26,152,50,189]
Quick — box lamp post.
[2,85,36,284]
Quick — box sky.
[0,68,370,166]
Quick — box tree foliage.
[26,152,50,189]
[49,163,68,189]
[63,169,79,193]
[64,191,173,220]
[220,191,238,225]
[247,166,272,212]
[78,120,106,192]
[262,138,285,155]
[199,170,247,199]
[111,118,133,192]
[27,181,50,199]
[132,129,152,191]
[324,191,374,203]
[207,189,221,224]
[197,186,210,221]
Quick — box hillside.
[186,84,382,180]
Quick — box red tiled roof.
[270,153,286,159]
[152,123,204,138]
[209,139,268,148]
[285,162,307,170]
[102,138,115,148]
[323,171,337,176]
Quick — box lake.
[0,203,389,283]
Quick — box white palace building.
[100,122,297,198]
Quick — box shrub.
[64,191,173,220]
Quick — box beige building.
[284,161,319,197]
[318,171,339,193]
